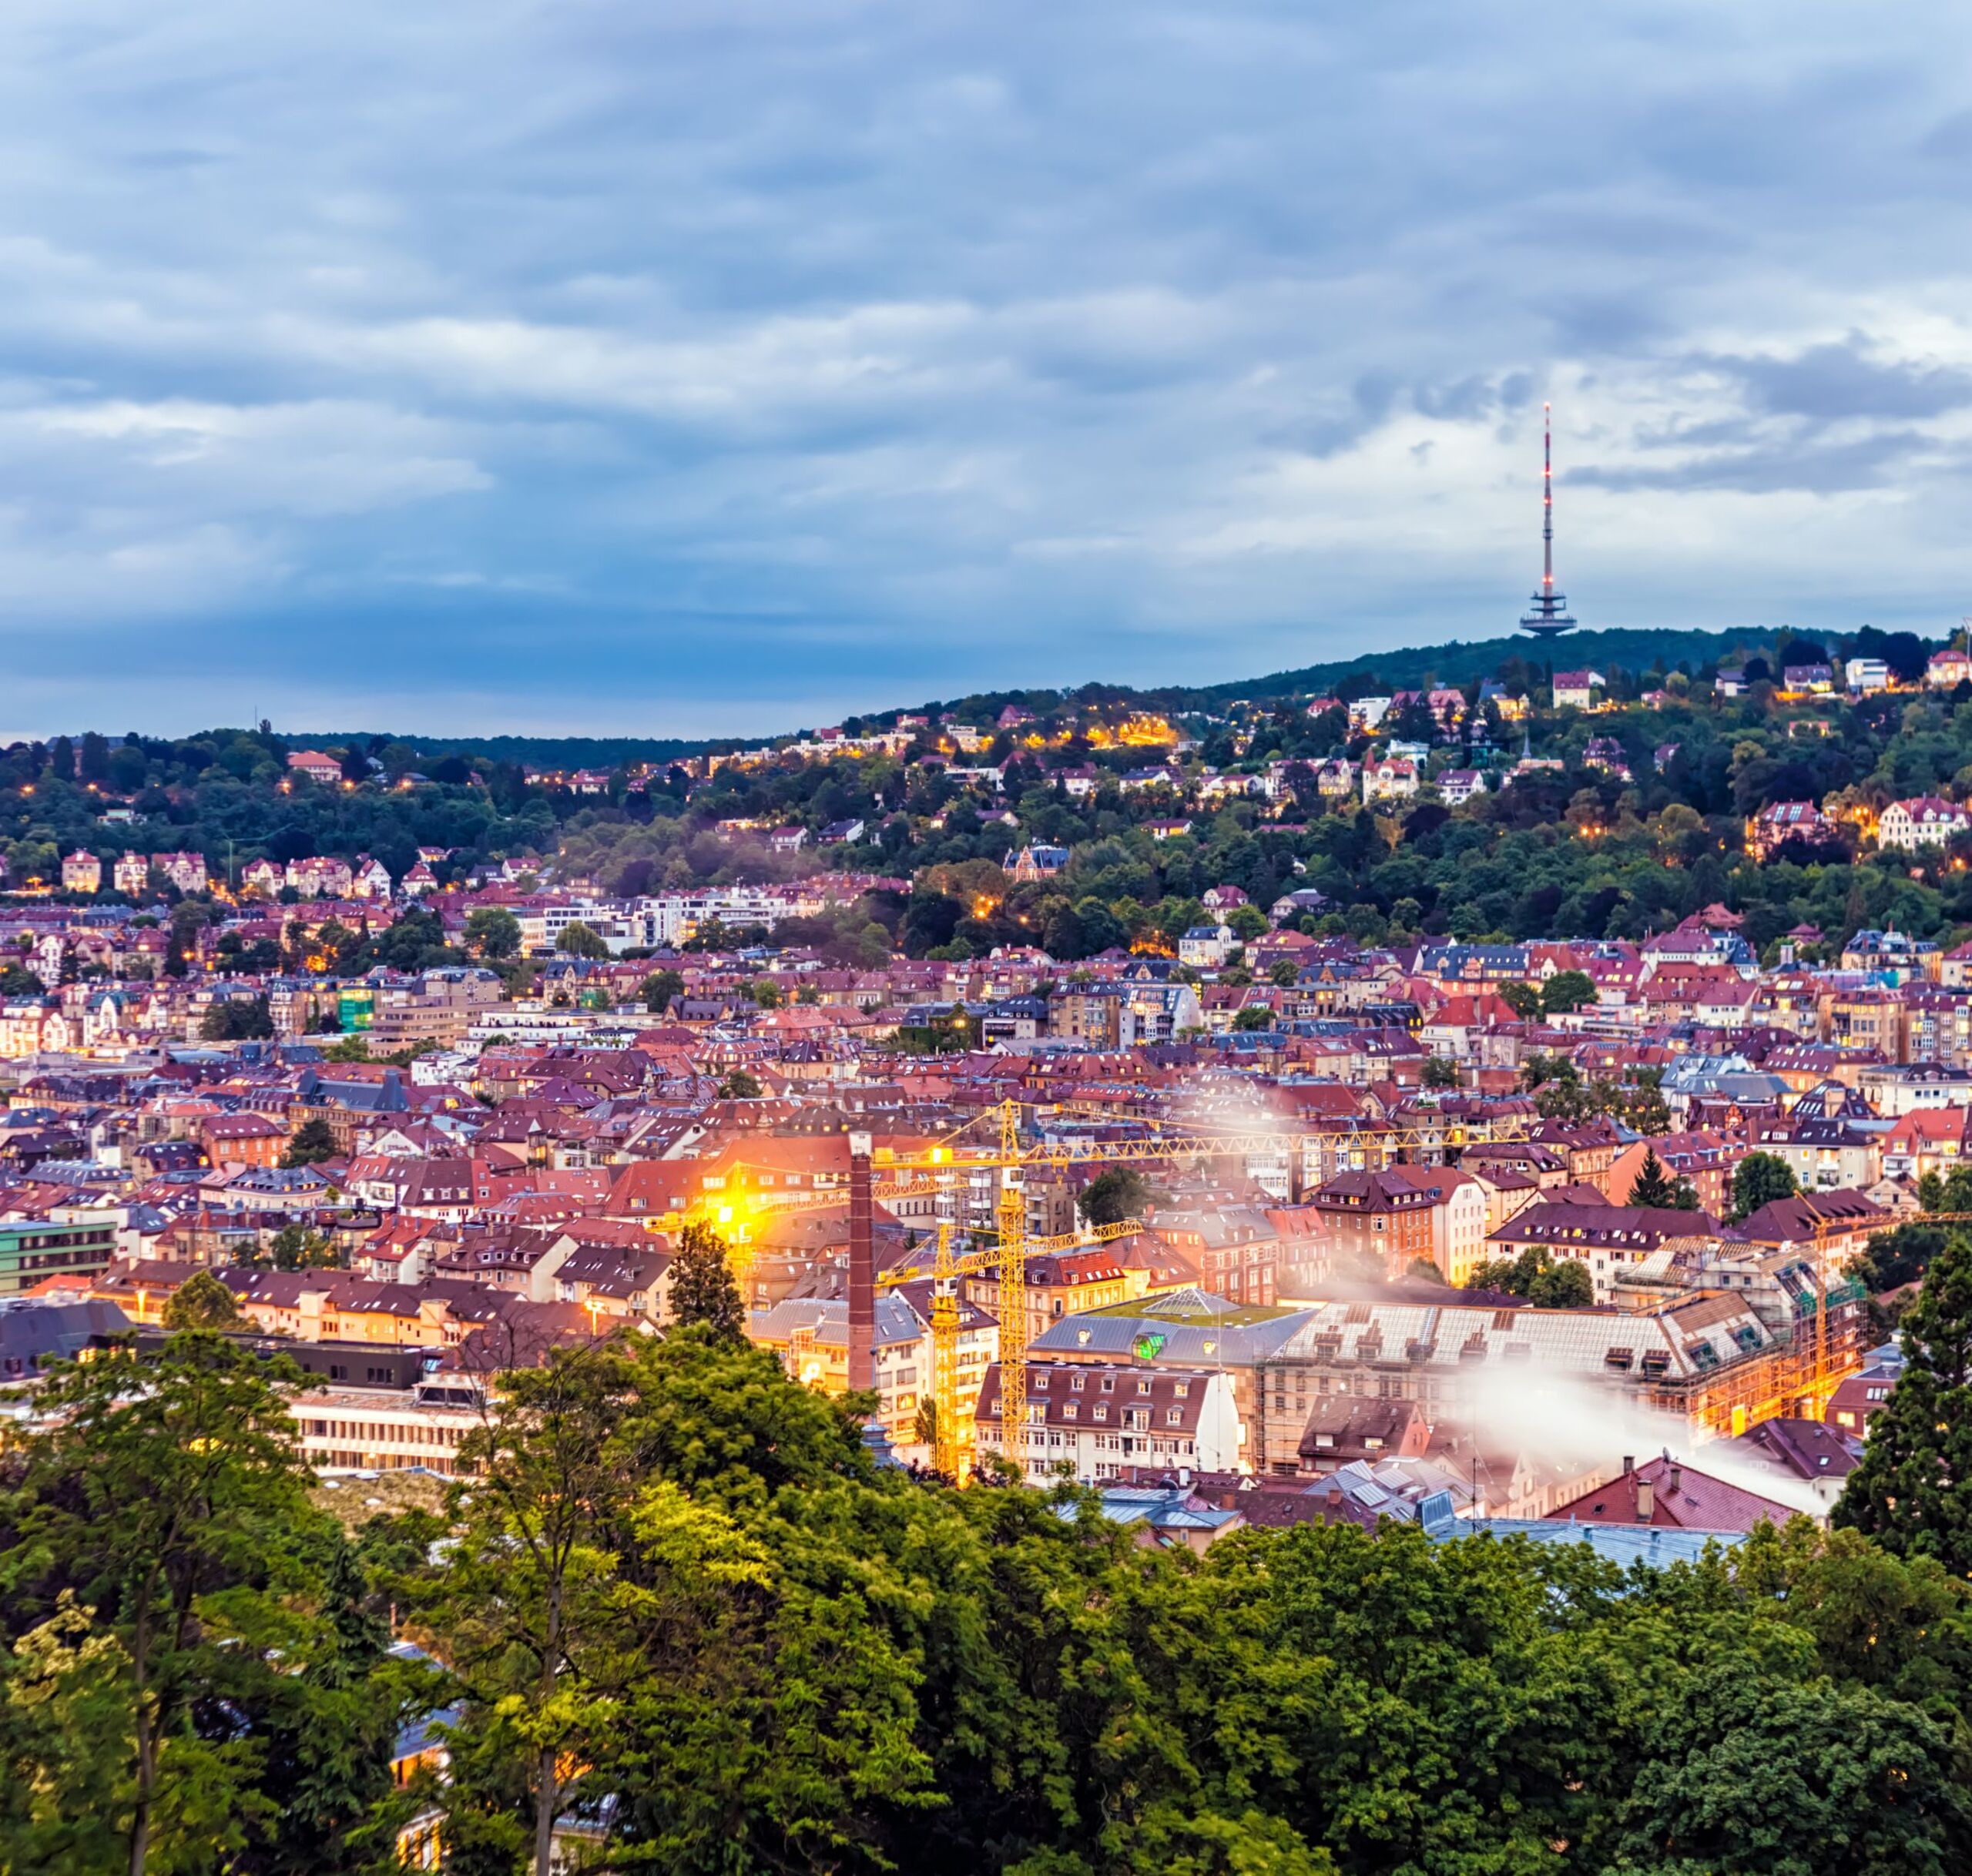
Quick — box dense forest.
[5,1230,1972,1874]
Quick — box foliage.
[266,1224,341,1271]
[1077,1166,1152,1228]
[161,1268,243,1330]
[1625,1147,1702,1210]
[282,1117,340,1167]
[716,1069,763,1100]
[1539,968,1597,1014]
[555,920,609,959]
[1465,1246,1596,1308]
[464,906,522,960]
[0,1333,397,1875]
[1732,1151,1800,1221]
[639,967,684,1014]
[200,995,275,1041]
[667,1222,748,1343]
[11,1315,1972,1874]
[1836,1231,1972,1577]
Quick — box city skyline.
[7,3,1972,737]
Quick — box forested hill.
[1192,624,1759,703]
[294,625,1782,763]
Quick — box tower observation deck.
[1519,403,1578,638]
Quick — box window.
[1166,1409,1183,1425]
[1101,1375,1115,1392]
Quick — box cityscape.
[8,4,1972,1874]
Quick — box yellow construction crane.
[689,1097,1548,1475]
[878,1214,1145,1481]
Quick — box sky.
[5,2,1972,739]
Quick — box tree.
[1526,1258,1595,1308]
[161,1268,241,1330]
[716,1070,763,1100]
[1498,980,1542,1018]
[1539,969,1598,1015]
[1232,1006,1273,1031]
[1732,1150,1799,1221]
[464,906,522,960]
[200,995,274,1041]
[1226,903,1269,941]
[0,1334,384,1876]
[640,968,684,1015]
[1420,1054,1459,1088]
[1269,959,1298,987]
[1836,1231,1972,1575]
[668,1221,747,1342]
[412,1345,639,1876]
[1627,1145,1678,1209]
[0,963,42,996]
[1077,1167,1151,1227]
[283,1117,339,1167]
[267,1224,340,1271]
[556,920,609,960]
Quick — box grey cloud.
[1,0,1971,728]
[1706,336,1972,423]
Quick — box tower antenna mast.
[1519,400,1578,638]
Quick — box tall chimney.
[1636,1479,1655,1520]
[847,1132,874,1395]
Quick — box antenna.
[1519,401,1578,638]
[1542,402,1554,597]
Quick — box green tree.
[1538,968,1598,1015]
[1627,1145,1678,1209]
[1232,1005,1273,1032]
[716,1069,763,1100]
[1226,903,1269,940]
[1732,1150,1799,1221]
[640,968,684,1015]
[200,995,275,1041]
[1836,1231,1972,1576]
[283,1117,340,1167]
[268,1224,340,1271]
[0,1334,387,1876]
[1077,1166,1151,1227]
[1526,1258,1595,1308]
[1498,980,1542,1018]
[161,1268,242,1330]
[1420,1054,1459,1089]
[412,1345,639,1876]
[556,920,609,960]
[1615,1663,1970,1876]
[464,906,522,960]
[668,1221,747,1342]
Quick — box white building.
[974,1362,1244,1485]
[1878,797,1970,851]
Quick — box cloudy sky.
[5,2,1972,738]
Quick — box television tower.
[1518,402,1578,638]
